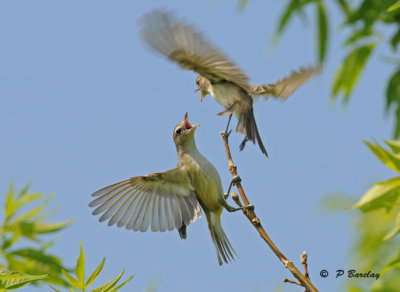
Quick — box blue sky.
[0,1,394,291]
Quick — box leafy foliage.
[53,241,133,292]
[239,0,400,137]
[388,1,400,12]
[1,184,134,291]
[0,270,47,291]
[348,140,400,291]
[0,183,73,287]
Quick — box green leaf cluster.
[273,0,329,63]
[1,183,73,287]
[0,270,47,291]
[265,0,400,138]
[52,241,133,292]
[347,140,400,291]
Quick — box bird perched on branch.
[89,113,241,265]
[140,9,321,157]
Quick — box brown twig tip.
[301,251,307,264]
[301,250,310,280]
[231,192,242,207]
[231,191,239,200]
[283,278,302,286]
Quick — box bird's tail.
[236,104,268,157]
[206,211,236,265]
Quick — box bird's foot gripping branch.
[220,131,318,292]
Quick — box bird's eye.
[176,128,183,135]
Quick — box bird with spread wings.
[140,9,321,157]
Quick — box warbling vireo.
[89,113,240,265]
[140,10,320,157]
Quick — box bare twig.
[283,278,302,286]
[301,251,310,280]
[221,132,318,292]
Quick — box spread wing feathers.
[251,65,321,102]
[89,167,202,233]
[140,10,250,91]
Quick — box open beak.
[184,112,200,131]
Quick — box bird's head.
[195,76,210,102]
[173,112,200,148]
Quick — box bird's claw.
[224,129,232,139]
[241,204,254,211]
[239,137,248,151]
[231,175,241,186]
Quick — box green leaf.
[62,269,80,288]
[351,176,400,212]
[395,107,400,139]
[335,0,351,16]
[347,286,365,292]
[75,241,85,289]
[381,251,400,275]
[385,140,400,154]
[109,275,133,292]
[50,285,63,292]
[143,277,159,292]
[4,190,45,221]
[332,44,375,102]
[4,183,43,221]
[277,0,300,35]
[5,252,68,287]
[237,0,251,11]
[345,0,382,25]
[5,183,15,220]
[364,140,400,172]
[317,1,328,62]
[17,183,31,199]
[386,70,400,138]
[271,0,315,48]
[0,270,47,290]
[4,183,15,221]
[384,210,400,240]
[390,29,400,50]
[13,203,48,222]
[344,28,374,46]
[89,269,125,292]
[13,194,44,212]
[3,220,73,241]
[28,220,74,234]
[386,70,400,112]
[9,248,64,271]
[388,1,400,12]
[86,258,106,288]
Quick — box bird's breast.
[208,82,244,107]
[184,153,224,212]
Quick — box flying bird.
[140,9,320,157]
[89,113,240,265]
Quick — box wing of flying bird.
[251,65,322,101]
[89,167,202,232]
[140,9,251,91]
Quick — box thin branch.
[283,278,302,286]
[220,132,318,292]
